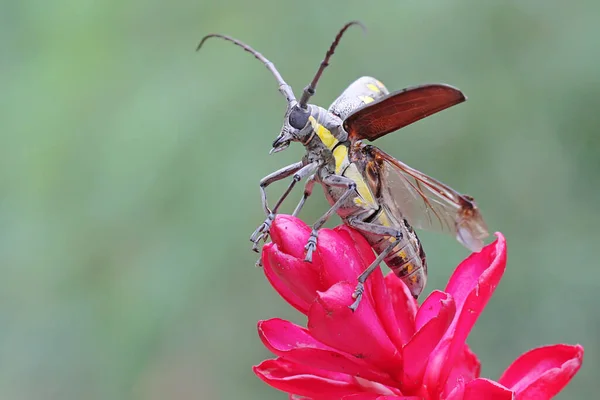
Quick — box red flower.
[253,215,583,399]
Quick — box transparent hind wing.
[363,145,489,252]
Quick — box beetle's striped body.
[363,206,427,292]
[306,76,428,295]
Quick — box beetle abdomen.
[365,210,428,299]
[385,246,427,299]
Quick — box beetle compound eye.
[289,107,309,130]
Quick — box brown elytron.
[344,84,466,141]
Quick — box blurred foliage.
[1,0,598,398]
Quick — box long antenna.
[298,21,366,109]
[197,34,296,104]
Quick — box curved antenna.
[298,21,366,109]
[197,34,296,104]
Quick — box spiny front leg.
[347,218,403,311]
[250,161,319,254]
[304,175,357,262]
[250,161,302,251]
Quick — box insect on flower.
[197,21,489,310]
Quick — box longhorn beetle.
[197,21,488,310]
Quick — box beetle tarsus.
[304,231,318,262]
[250,213,275,250]
[251,234,266,252]
[349,282,365,312]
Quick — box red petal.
[270,215,315,261]
[444,233,507,337]
[263,243,312,314]
[443,344,481,397]
[415,290,452,331]
[462,378,514,400]
[307,282,403,377]
[402,291,455,390]
[377,397,420,400]
[444,378,465,400]
[424,233,507,393]
[336,227,406,352]
[265,216,381,312]
[498,344,583,399]
[257,318,396,386]
[384,273,417,345]
[444,232,507,327]
[263,241,322,311]
[334,225,377,270]
[342,395,419,400]
[316,227,370,287]
[254,358,365,398]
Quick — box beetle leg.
[348,218,404,237]
[257,161,304,216]
[346,218,404,311]
[251,162,319,253]
[292,174,316,217]
[304,175,357,262]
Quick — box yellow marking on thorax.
[333,145,348,175]
[309,116,338,149]
[367,83,381,93]
[359,95,374,104]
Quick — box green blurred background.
[2,0,598,398]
